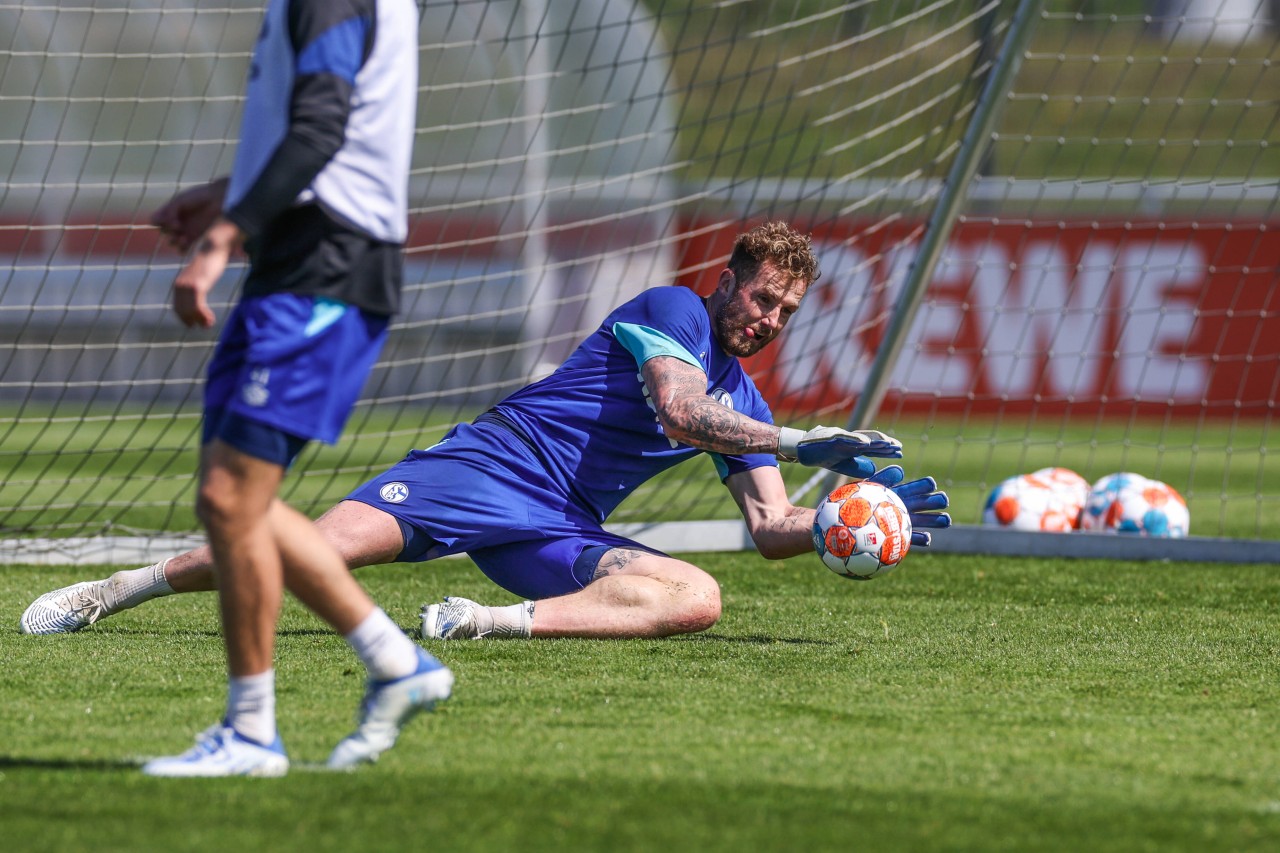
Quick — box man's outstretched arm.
[642,355,901,478]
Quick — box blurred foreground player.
[136,0,448,777]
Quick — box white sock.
[345,608,420,681]
[226,670,277,745]
[102,559,175,613]
[482,601,535,638]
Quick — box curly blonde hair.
[727,221,820,286]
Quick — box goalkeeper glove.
[777,425,903,479]
[865,464,952,547]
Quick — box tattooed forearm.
[774,506,814,535]
[643,356,779,454]
[755,505,813,539]
[686,397,758,451]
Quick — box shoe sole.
[142,759,289,778]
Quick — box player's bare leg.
[533,550,721,638]
[19,500,405,634]
[273,501,383,633]
[196,440,287,681]
[143,448,448,775]
[140,440,293,777]
[258,497,451,769]
[167,499,404,595]
[423,548,722,640]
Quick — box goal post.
[1,1,1276,565]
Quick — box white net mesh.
[1,0,1275,556]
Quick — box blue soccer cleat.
[141,724,289,778]
[327,647,453,770]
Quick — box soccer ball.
[1080,472,1190,537]
[1031,466,1090,524]
[982,470,1080,532]
[812,480,912,580]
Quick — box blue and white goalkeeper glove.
[866,464,952,547]
[777,425,903,479]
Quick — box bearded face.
[712,262,808,358]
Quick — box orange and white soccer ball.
[1031,467,1090,524]
[982,469,1083,532]
[812,481,912,580]
[1081,472,1190,537]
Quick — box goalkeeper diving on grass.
[21,221,950,641]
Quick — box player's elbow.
[653,405,694,446]
[753,537,791,561]
[747,518,813,562]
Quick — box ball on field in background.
[1031,466,1090,526]
[1080,471,1144,532]
[982,472,1076,532]
[812,480,912,580]
[1081,472,1189,537]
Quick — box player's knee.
[669,574,721,635]
[194,480,245,531]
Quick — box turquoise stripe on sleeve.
[613,322,702,370]
[305,297,348,337]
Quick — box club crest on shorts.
[241,367,270,407]
[379,482,409,503]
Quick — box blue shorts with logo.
[204,292,389,465]
[345,420,664,600]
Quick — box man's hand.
[866,464,952,547]
[171,218,242,328]
[151,178,229,254]
[777,425,903,478]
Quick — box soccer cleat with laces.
[19,581,109,635]
[420,596,483,640]
[141,724,289,778]
[327,647,453,769]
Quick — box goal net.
[1,0,1276,563]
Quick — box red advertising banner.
[678,220,1280,419]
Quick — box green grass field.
[3,551,1278,852]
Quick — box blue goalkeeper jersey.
[490,285,778,521]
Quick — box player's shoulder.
[615,285,706,326]
[626,284,702,309]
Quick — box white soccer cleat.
[141,724,289,778]
[419,596,483,640]
[19,581,109,635]
[327,648,453,770]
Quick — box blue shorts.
[345,420,665,600]
[204,293,389,464]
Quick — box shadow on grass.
[0,755,140,771]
